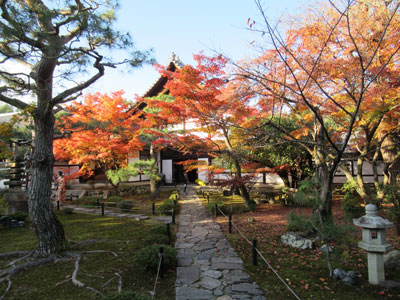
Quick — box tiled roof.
[142,52,184,97]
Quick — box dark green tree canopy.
[0,0,152,110]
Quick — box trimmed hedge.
[147,224,168,236]
[101,290,152,300]
[142,233,170,246]
[195,179,206,186]
[116,201,134,211]
[157,199,175,215]
[168,190,180,201]
[8,211,29,222]
[61,207,74,214]
[134,244,177,272]
[75,196,102,206]
[118,184,136,196]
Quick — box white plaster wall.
[333,161,384,184]
[198,158,209,183]
[162,159,173,184]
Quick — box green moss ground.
[0,212,176,300]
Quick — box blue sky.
[88,0,308,100]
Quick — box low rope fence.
[56,200,177,222]
[215,204,303,300]
[152,246,164,300]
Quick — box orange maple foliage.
[237,0,400,217]
[141,53,262,206]
[54,91,143,177]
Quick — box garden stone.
[212,256,243,264]
[333,268,359,285]
[381,280,400,290]
[177,267,200,284]
[319,244,333,253]
[384,250,400,272]
[333,268,346,280]
[281,231,314,249]
[176,287,213,300]
[224,270,251,283]
[217,296,232,300]
[342,271,359,286]
[178,258,193,267]
[212,262,243,270]
[199,277,221,290]
[203,270,222,279]
[253,296,267,300]
[214,288,224,296]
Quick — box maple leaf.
[54,91,143,177]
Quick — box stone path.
[60,204,173,223]
[176,186,266,300]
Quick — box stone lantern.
[353,204,392,285]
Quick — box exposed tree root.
[71,254,84,288]
[0,255,55,279]
[0,255,56,299]
[8,251,34,267]
[0,240,123,299]
[103,276,116,287]
[55,278,71,287]
[71,254,103,296]
[69,239,107,248]
[115,272,122,294]
[0,250,32,259]
[0,278,11,300]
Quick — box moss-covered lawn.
[70,189,177,216]
[0,212,176,300]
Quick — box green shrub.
[293,178,320,208]
[168,191,179,201]
[157,199,175,215]
[342,193,364,221]
[116,201,134,211]
[134,244,177,272]
[101,290,152,300]
[61,207,74,214]
[206,201,249,214]
[195,179,206,186]
[142,233,170,246]
[8,211,29,222]
[147,224,168,236]
[106,196,124,207]
[0,196,8,214]
[107,195,124,202]
[286,212,313,233]
[75,196,102,206]
[118,184,136,196]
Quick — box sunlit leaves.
[54,91,143,177]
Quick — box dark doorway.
[174,160,197,183]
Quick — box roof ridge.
[142,52,185,97]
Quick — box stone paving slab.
[175,187,267,300]
[60,205,155,221]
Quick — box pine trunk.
[29,53,68,257]
[29,110,68,256]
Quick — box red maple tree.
[54,91,143,179]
